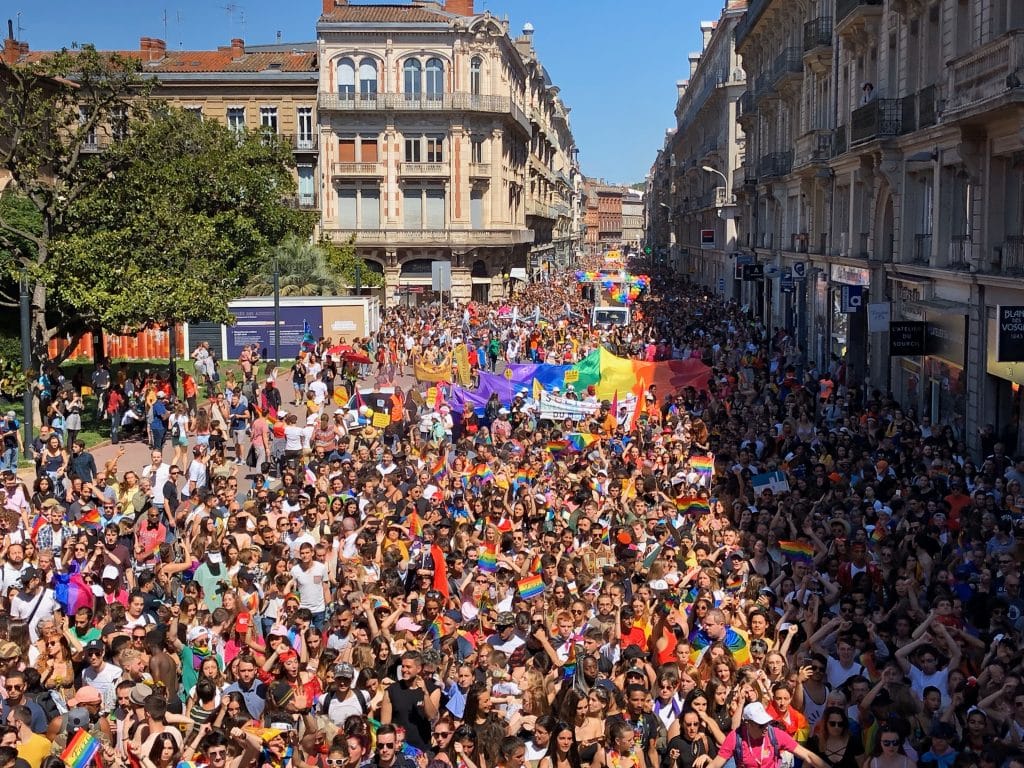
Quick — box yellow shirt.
[18,733,52,768]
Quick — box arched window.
[336,57,355,99]
[359,58,377,98]
[470,57,482,96]
[403,59,422,99]
[425,58,444,101]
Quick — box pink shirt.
[716,726,798,768]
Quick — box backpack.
[35,689,64,724]
[320,688,368,719]
[733,725,780,768]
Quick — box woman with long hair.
[869,723,916,768]
[462,682,507,752]
[593,720,641,768]
[169,402,191,470]
[807,707,861,768]
[527,715,558,768]
[539,722,582,768]
[140,732,180,768]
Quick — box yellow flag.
[533,378,543,402]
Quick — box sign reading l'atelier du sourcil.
[998,306,1024,362]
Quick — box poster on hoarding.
[227,306,322,360]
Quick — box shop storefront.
[985,303,1024,456]
[828,264,870,384]
[922,312,968,426]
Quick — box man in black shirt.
[380,650,439,752]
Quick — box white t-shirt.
[0,562,26,593]
[184,459,208,497]
[284,426,305,451]
[83,662,124,710]
[11,588,57,642]
[910,664,951,706]
[142,462,171,506]
[308,380,327,405]
[291,561,329,613]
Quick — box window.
[227,107,245,132]
[338,137,356,162]
[297,108,314,148]
[403,189,423,228]
[361,189,380,229]
[425,58,444,101]
[471,136,484,164]
[79,107,96,147]
[297,166,315,207]
[404,137,422,163]
[425,135,444,163]
[259,107,278,134]
[338,189,357,229]
[471,189,484,228]
[470,57,482,96]
[184,106,204,121]
[337,58,355,99]
[425,189,445,229]
[359,58,377,98]
[360,137,378,162]
[404,59,422,99]
[111,107,128,142]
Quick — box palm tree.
[247,235,340,296]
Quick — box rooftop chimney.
[676,80,687,99]
[323,0,345,13]
[150,38,166,60]
[446,0,474,14]
[700,21,715,51]
[231,38,244,58]
[688,53,700,78]
[2,19,20,65]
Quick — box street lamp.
[272,257,281,366]
[19,271,32,450]
[701,165,729,188]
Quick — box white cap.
[742,702,774,725]
[156,391,166,398]
[101,565,119,581]
[277,410,288,418]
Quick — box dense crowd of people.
[0,258,1021,768]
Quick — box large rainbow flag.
[449,348,710,410]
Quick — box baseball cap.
[742,702,774,725]
[396,617,422,633]
[83,640,105,656]
[0,641,20,659]
[68,685,102,707]
[334,662,355,680]
[101,565,119,581]
[63,707,91,733]
[156,391,166,399]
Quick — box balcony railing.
[283,134,318,151]
[948,235,971,269]
[323,228,535,246]
[282,193,318,210]
[794,129,833,168]
[803,16,833,52]
[918,84,938,128]
[468,163,492,177]
[790,233,809,253]
[836,0,883,28]
[331,162,384,177]
[913,233,932,264]
[318,91,515,115]
[400,162,449,177]
[850,99,901,145]
[758,151,793,179]
[772,47,804,86]
[945,30,1024,118]
[1002,235,1024,274]
[734,0,768,48]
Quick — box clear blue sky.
[14,0,725,184]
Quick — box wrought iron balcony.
[832,124,847,157]
[758,151,793,179]
[948,235,971,270]
[772,47,804,88]
[850,99,901,145]
[836,0,883,29]
[1001,235,1024,274]
[803,17,833,52]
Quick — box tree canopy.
[56,106,315,329]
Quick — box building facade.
[651,0,1024,453]
[317,0,579,304]
[621,188,645,250]
[3,0,581,308]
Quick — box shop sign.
[997,306,1024,362]
[889,321,926,356]
[830,264,870,286]
[840,285,863,313]
[742,263,764,281]
[925,314,967,368]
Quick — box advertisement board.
[227,306,321,360]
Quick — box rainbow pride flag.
[675,497,710,516]
[518,574,546,600]
[425,617,443,641]
[79,508,103,531]
[478,542,498,573]
[562,641,577,680]
[61,729,100,768]
[472,464,495,485]
[567,433,600,452]
[406,510,424,538]
[779,540,815,564]
[545,440,570,455]
[430,457,447,481]
[691,455,715,480]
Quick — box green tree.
[319,234,384,292]
[247,234,338,296]
[55,106,315,331]
[0,46,148,362]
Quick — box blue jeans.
[110,413,120,443]
[311,611,326,631]
[151,424,166,450]
[0,445,17,472]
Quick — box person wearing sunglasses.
[870,724,913,768]
[370,724,416,768]
[806,707,860,768]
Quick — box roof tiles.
[321,3,453,23]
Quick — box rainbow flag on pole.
[675,497,710,516]
[690,455,715,481]
[517,574,546,600]
[61,729,101,768]
[778,540,815,564]
[79,509,102,531]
